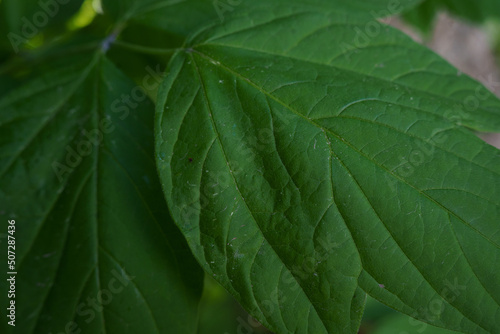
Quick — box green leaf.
[362,296,460,333]
[102,0,218,37]
[155,4,500,334]
[448,0,500,20]
[0,52,203,333]
[102,0,423,40]
[372,314,460,334]
[404,0,500,29]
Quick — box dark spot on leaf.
[188,158,193,163]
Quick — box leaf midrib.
[190,48,500,251]
[189,52,331,334]
[197,42,500,129]
[193,46,500,178]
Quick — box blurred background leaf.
[403,0,500,34]
[0,0,85,52]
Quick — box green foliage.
[0,0,85,51]
[403,0,500,34]
[0,52,202,333]
[0,1,499,333]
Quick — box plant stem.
[112,40,183,55]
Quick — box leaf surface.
[0,52,203,334]
[156,4,500,333]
